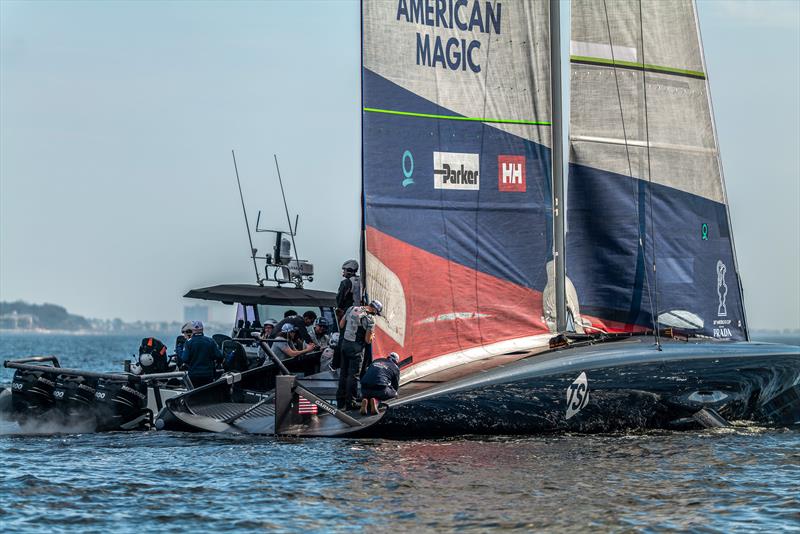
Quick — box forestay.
[566,0,747,340]
[362,0,555,379]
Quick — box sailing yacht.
[358,0,799,434]
[158,0,798,436]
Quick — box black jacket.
[361,357,400,390]
[180,334,222,379]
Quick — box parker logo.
[498,155,526,192]
[433,151,479,190]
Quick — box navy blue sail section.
[362,68,554,366]
[567,163,746,340]
[363,69,552,291]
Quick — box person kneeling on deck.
[179,321,223,387]
[337,300,382,410]
[271,323,316,360]
[360,352,400,415]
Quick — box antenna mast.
[273,154,301,268]
[231,149,262,285]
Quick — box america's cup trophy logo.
[716,260,728,317]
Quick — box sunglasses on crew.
[182,330,193,334]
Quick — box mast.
[550,0,566,332]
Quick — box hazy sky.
[1,0,798,330]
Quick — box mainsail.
[567,0,748,340]
[362,0,555,379]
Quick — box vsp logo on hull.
[433,151,479,190]
[565,372,589,420]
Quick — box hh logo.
[498,155,526,192]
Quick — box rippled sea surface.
[2,333,799,532]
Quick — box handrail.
[4,361,189,384]
[4,355,61,367]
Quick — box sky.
[1,0,798,330]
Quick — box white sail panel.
[363,0,552,145]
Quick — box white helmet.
[139,352,154,367]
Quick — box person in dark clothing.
[360,352,400,415]
[336,259,362,321]
[336,300,382,410]
[174,322,194,362]
[275,310,316,345]
[179,321,223,387]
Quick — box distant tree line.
[0,301,91,331]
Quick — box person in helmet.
[336,299,382,410]
[174,322,194,362]
[179,321,223,387]
[271,323,317,361]
[260,318,278,339]
[360,352,401,415]
[336,259,363,321]
[308,317,331,349]
[275,310,316,345]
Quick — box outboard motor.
[138,337,169,374]
[10,369,57,421]
[94,378,149,431]
[53,374,99,423]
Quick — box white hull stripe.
[399,334,554,385]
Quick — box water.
[2,333,799,532]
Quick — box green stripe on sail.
[363,107,551,126]
[570,55,706,79]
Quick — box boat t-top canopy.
[184,284,337,307]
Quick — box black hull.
[367,338,800,437]
[159,337,799,437]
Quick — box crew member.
[336,259,362,321]
[174,322,194,362]
[309,317,331,349]
[260,318,278,339]
[275,310,316,345]
[179,320,223,387]
[336,299,382,410]
[360,352,401,415]
[271,323,317,360]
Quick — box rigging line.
[601,0,658,339]
[273,154,301,276]
[639,0,661,350]
[231,150,262,285]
